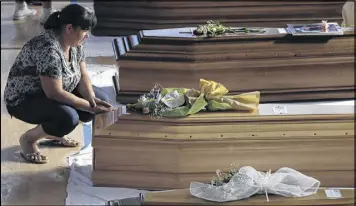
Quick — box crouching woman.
[3,4,115,164]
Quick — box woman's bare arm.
[76,61,95,100]
[40,75,93,113]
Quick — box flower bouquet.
[193,20,266,37]
[191,165,321,203]
[127,79,260,118]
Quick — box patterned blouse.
[4,29,84,107]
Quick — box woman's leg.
[42,86,111,147]
[9,98,80,137]
[13,0,37,20]
[19,124,48,163]
[42,0,51,8]
[43,86,111,145]
[40,0,53,24]
[25,0,43,6]
[8,95,81,162]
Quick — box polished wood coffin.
[113,28,355,104]
[92,1,346,36]
[92,104,354,189]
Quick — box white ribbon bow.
[190,166,320,202]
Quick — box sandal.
[19,134,48,164]
[47,136,80,147]
[20,151,48,164]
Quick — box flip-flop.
[40,137,80,147]
[20,151,48,164]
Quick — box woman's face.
[64,24,90,46]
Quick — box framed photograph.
[287,22,343,36]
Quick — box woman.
[4,4,115,164]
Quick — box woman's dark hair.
[44,4,97,31]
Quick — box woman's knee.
[78,112,94,123]
[42,106,80,137]
[63,109,80,127]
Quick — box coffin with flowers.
[112,25,354,104]
[92,107,354,189]
[92,81,354,189]
[92,0,346,36]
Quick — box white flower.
[216,169,222,177]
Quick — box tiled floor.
[1,1,117,205]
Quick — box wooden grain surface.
[92,1,345,36]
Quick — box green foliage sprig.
[193,20,265,37]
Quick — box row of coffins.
[91,4,354,204]
[112,27,354,104]
[92,0,346,36]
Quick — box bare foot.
[19,134,47,163]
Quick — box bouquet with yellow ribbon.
[127,79,260,118]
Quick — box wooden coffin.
[92,104,355,189]
[106,188,355,206]
[92,1,346,36]
[113,28,355,104]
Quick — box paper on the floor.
[65,145,146,205]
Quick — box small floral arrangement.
[127,79,260,119]
[128,83,170,119]
[211,163,239,186]
[193,20,266,37]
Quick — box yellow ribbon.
[161,79,260,117]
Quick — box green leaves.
[127,80,259,118]
[194,20,229,37]
[193,20,266,37]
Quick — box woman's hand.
[87,95,97,108]
[89,104,114,114]
[94,97,114,108]
[86,96,117,114]
[86,96,113,108]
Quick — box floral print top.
[4,29,85,107]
